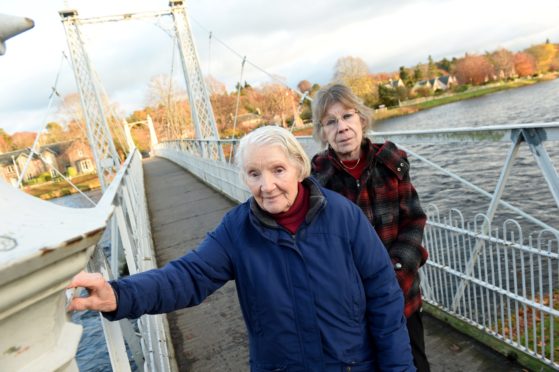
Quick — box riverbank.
[373,73,558,122]
[23,173,101,200]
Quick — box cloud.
[1,0,559,134]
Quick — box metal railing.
[154,122,559,370]
[91,149,174,372]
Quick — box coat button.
[394,263,402,270]
[397,167,401,172]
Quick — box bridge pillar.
[59,9,121,191]
[169,1,224,161]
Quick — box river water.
[49,78,559,370]
[374,78,559,234]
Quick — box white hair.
[235,125,311,180]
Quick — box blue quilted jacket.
[106,178,414,371]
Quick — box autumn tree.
[513,52,537,77]
[454,54,494,85]
[43,122,65,144]
[297,80,312,94]
[257,83,297,127]
[145,74,191,140]
[333,56,369,82]
[486,48,515,80]
[10,132,36,150]
[525,43,557,73]
[205,75,227,95]
[0,129,14,153]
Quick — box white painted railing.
[154,122,559,371]
[0,149,175,372]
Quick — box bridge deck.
[143,157,524,372]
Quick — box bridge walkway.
[142,156,526,372]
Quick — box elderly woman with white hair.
[67,126,414,371]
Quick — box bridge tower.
[59,9,122,191]
[169,0,224,161]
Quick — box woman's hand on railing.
[66,271,117,313]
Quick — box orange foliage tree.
[525,43,557,73]
[454,54,495,85]
[514,52,537,77]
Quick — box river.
[374,78,559,233]
[49,78,559,370]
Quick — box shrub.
[67,166,78,177]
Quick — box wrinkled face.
[321,102,363,160]
[243,144,302,214]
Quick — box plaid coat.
[311,139,428,317]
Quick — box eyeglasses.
[321,110,359,129]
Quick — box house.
[0,139,95,186]
[411,75,457,94]
[383,78,406,89]
[411,79,432,93]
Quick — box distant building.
[383,78,406,89]
[411,75,457,94]
[0,139,95,186]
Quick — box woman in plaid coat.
[310,83,430,372]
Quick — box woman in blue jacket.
[68,125,415,371]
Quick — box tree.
[378,84,407,107]
[437,58,452,73]
[257,83,296,127]
[399,66,413,87]
[413,64,423,82]
[525,43,557,74]
[44,122,65,144]
[145,74,191,140]
[0,128,13,153]
[333,56,370,83]
[486,48,515,80]
[454,54,494,85]
[297,80,312,94]
[205,75,227,95]
[427,55,438,79]
[10,131,36,150]
[514,52,537,77]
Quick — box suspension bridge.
[1,2,559,371]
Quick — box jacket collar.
[319,138,408,181]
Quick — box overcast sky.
[1,0,558,134]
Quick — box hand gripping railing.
[153,122,559,371]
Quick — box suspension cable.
[17,52,66,188]
[229,56,246,162]
[207,31,212,77]
[34,150,97,206]
[189,17,310,102]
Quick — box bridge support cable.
[229,56,246,163]
[59,9,121,191]
[16,52,66,188]
[169,1,224,161]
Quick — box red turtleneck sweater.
[273,182,309,234]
